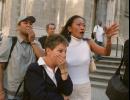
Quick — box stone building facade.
[0,0,129,43]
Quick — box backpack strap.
[4,37,17,70]
[14,79,24,98]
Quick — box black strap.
[116,47,125,75]
[116,57,124,74]
[14,80,24,98]
[4,37,17,70]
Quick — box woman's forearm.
[105,37,112,56]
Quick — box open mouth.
[80,32,84,35]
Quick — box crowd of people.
[0,14,127,100]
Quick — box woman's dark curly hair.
[60,15,85,42]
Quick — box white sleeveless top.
[66,36,91,84]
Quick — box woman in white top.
[60,15,119,100]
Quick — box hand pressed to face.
[54,44,67,67]
[105,23,119,39]
[47,43,67,67]
[54,49,68,73]
[55,54,66,66]
[18,20,35,42]
[26,27,35,43]
[46,43,68,80]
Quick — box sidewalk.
[92,87,109,100]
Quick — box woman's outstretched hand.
[105,23,119,39]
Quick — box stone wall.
[0,0,2,31]
[2,0,21,36]
[0,0,129,42]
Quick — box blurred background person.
[39,23,56,49]
[93,20,105,61]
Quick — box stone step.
[95,60,120,65]
[91,80,107,88]
[96,68,124,74]
[95,69,124,75]
[101,56,121,61]
[89,74,110,83]
[96,69,115,74]
[96,64,124,71]
[91,55,124,88]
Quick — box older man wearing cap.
[0,16,44,100]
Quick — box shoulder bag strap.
[116,47,124,75]
[14,79,24,98]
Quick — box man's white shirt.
[93,25,104,42]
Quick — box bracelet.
[107,37,111,40]
[0,90,5,95]
[61,72,68,74]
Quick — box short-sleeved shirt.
[0,35,40,93]
[93,25,104,42]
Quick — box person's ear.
[46,48,52,55]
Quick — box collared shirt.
[0,34,41,93]
[38,57,58,86]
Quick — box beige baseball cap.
[17,16,36,25]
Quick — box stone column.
[18,0,67,36]
[64,0,85,23]
[2,0,21,36]
[95,0,107,26]
[119,0,129,41]
[21,0,64,37]
[105,0,118,44]
[83,0,94,38]
[54,0,66,33]
[24,0,47,37]
[20,0,28,16]
[114,0,121,41]
[0,0,2,31]
[106,0,116,26]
